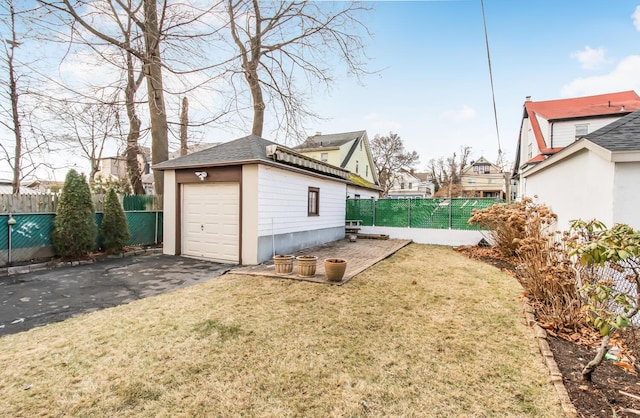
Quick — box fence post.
[154,211,159,244]
[372,198,376,226]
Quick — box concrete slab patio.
[232,238,412,284]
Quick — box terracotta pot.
[273,254,294,274]
[324,258,347,282]
[296,255,318,277]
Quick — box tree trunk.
[125,51,144,195]
[180,96,188,156]
[247,66,264,137]
[582,334,611,381]
[143,0,168,195]
[8,1,21,194]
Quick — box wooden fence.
[0,194,163,214]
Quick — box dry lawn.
[0,244,563,417]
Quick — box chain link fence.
[578,262,640,326]
[1,211,162,266]
[346,198,500,230]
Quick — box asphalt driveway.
[0,254,232,337]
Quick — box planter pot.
[273,254,294,274]
[324,258,347,282]
[296,255,318,277]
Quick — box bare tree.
[3,0,22,193]
[370,132,419,197]
[0,0,52,193]
[37,0,171,193]
[224,0,370,139]
[428,146,472,198]
[50,98,123,182]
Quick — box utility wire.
[480,0,502,164]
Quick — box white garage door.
[182,182,240,263]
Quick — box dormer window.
[473,164,490,174]
[575,124,588,138]
[320,152,328,162]
[355,160,359,174]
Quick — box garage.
[181,182,240,263]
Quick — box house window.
[473,164,490,174]
[355,160,359,174]
[320,152,328,162]
[527,143,532,159]
[365,165,369,177]
[354,194,360,199]
[408,182,413,189]
[575,124,588,138]
[308,187,319,216]
[400,182,405,189]
[359,141,363,151]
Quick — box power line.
[480,0,502,163]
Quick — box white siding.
[613,162,640,229]
[347,185,379,199]
[520,118,539,163]
[522,150,615,230]
[535,113,549,147]
[257,165,346,237]
[552,117,620,148]
[162,170,177,255]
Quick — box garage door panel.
[182,183,239,263]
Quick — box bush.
[52,169,97,259]
[469,198,582,331]
[100,188,130,252]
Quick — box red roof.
[525,90,640,120]
[522,91,640,160]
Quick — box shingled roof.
[153,135,277,170]
[583,109,640,151]
[294,130,366,150]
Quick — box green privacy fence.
[346,198,500,230]
[0,211,163,265]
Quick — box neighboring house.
[97,143,218,194]
[413,172,435,198]
[95,146,151,184]
[153,135,355,265]
[387,169,431,199]
[460,157,505,199]
[520,109,640,230]
[512,91,640,198]
[0,181,45,195]
[293,130,381,199]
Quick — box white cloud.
[633,5,640,31]
[571,46,606,70]
[561,55,640,97]
[440,105,476,122]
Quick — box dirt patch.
[457,245,640,418]
[549,333,640,417]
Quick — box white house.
[520,109,640,230]
[387,169,431,199]
[153,135,356,265]
[513,91,640,199]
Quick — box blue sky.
[4,0,640,181]
[303,0,640,170]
